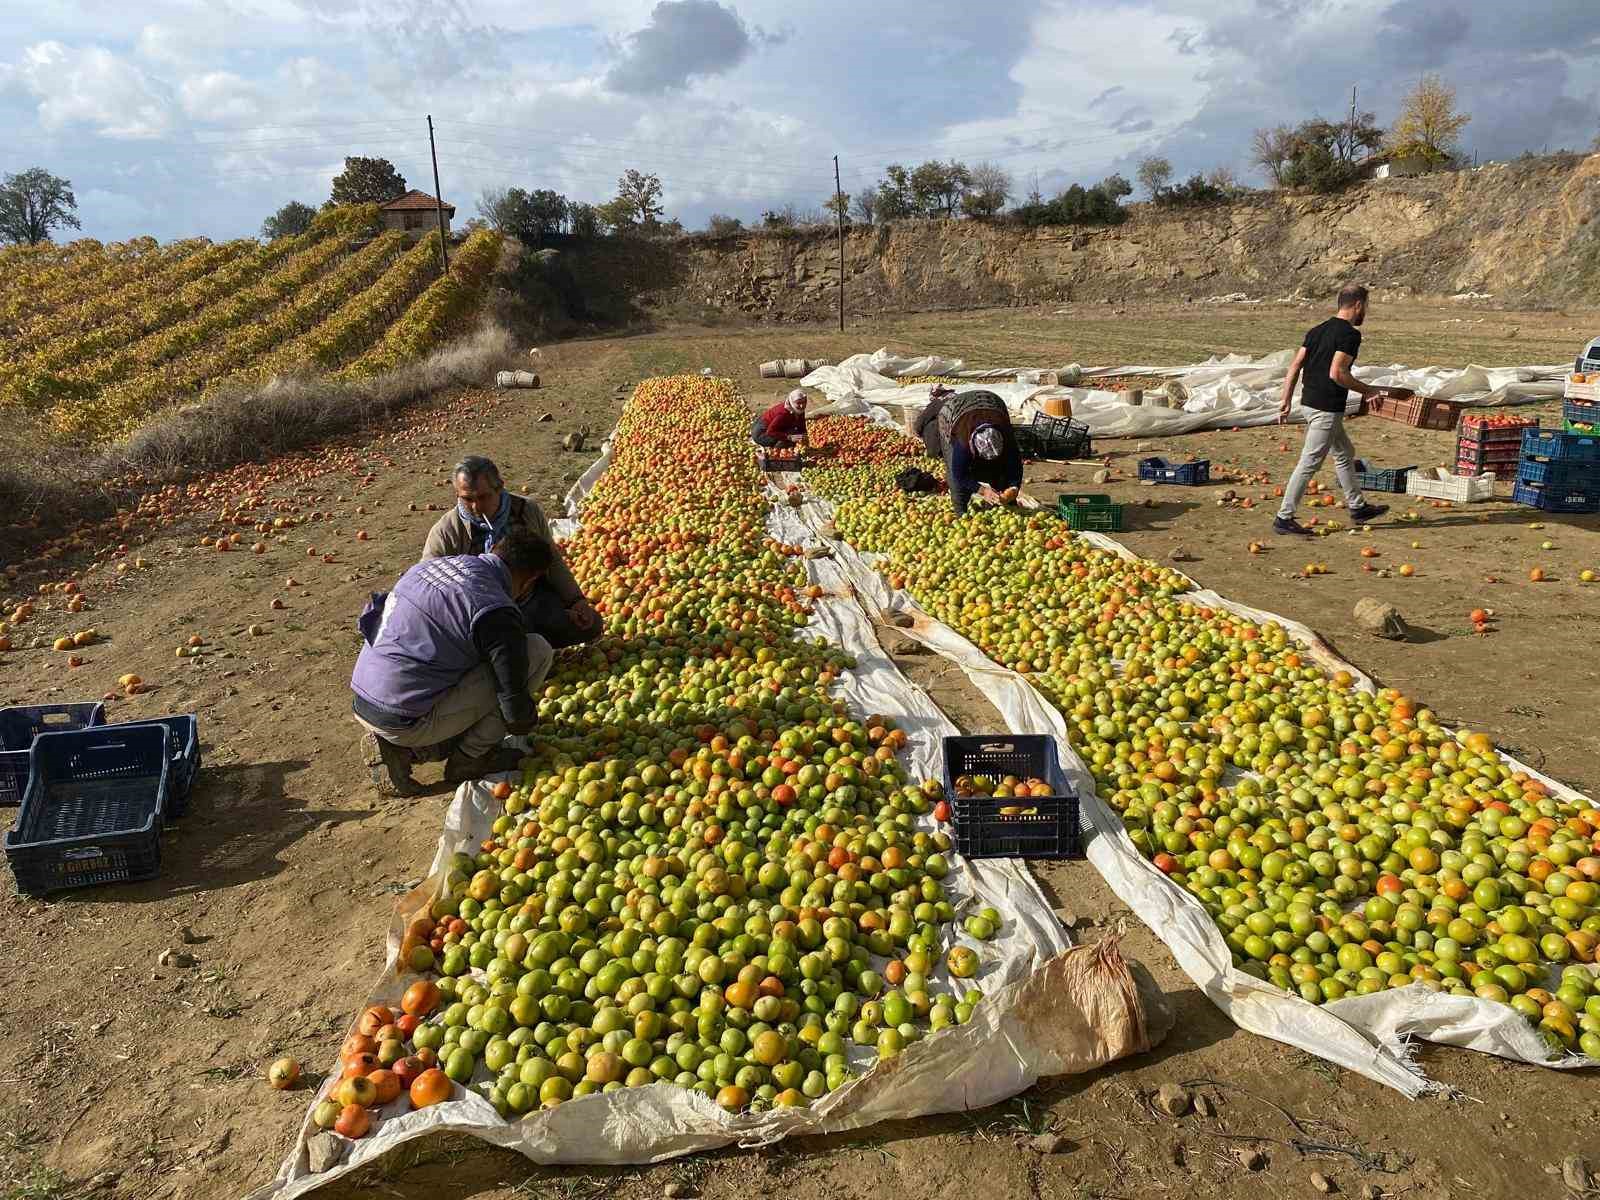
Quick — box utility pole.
[833,155,846,332]
[427,115,450,275]
[1348,85,1358,163]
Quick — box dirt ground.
[2,301,1597,1200]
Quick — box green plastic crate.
[1566,418,1599,437]
[1056,492,1124,532]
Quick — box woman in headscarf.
[752,388,809,449]
[939,390,1024,515]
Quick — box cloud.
[1088,85,1124,108]
[178,71,262,123]
[604,1,781,95]
[10,41,171,137]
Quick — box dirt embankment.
[646,153,1600,321]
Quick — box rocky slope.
[656,153,1600,321]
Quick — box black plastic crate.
[1512,480,1600,514]
[1138,456,1211,486]
[755,452,807,472]
[1356,464,1416,493]
[0,703,106,807]
[106,715,200,817]
[4,725,170,894]
[941,735,1083,860]
[1013,425,1043,459]
[1028,413,1092,461]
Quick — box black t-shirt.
[1300,317,1361,413]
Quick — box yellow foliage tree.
[1387,74,1470,167]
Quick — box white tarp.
[798,348,1569,440]
[250,418,1168,1199]
[785,481,1597,1092]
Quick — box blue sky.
[2,0,1598,243]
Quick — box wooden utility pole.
[833,154,846,332]
[427,115,450,274]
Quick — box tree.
[705,213,743,236]
[477,187,512,228]
[329,156,407,206]
[823,192,850,222]
[1205,166,1246,198]
[910,159,970,217]
[1251,126,1297,186]
[1254,113,1383,192]
[1388,74,1470,167]
[1097,173,1133,204]
[478,187,570,244]
[595,196,638,235]
[525,189,570,240]
[874,165,915,221]
[850,189,878,225]
[615,169,664,230]
[260,200,316,241]
[961,161,1012,218]
[1136,156,1172,198]
[0,168,81,246]
[568,202,600,239]
[1155,174,1230,207]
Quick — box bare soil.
[2,303,1596,1200]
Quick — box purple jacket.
[351,553,518,720]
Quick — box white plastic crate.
[1564,375,1600,402]
[1404,467,1496,503]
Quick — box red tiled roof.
[380,189,456,214]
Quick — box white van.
[1577,337,1600,374]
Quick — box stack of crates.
[1566,373,1600,435]
[1456,412,1535,478]
[1514,427,1600,514]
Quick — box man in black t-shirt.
[1273,283,1390,535]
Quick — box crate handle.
[81,739,135,753]
[973,741,1017,752]
[40,713,75,726]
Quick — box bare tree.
[1251,126,1296,186]
[961,161,1012,218]
[850,189,878,225]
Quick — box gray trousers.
[1277,411,1366,519]
[355,633,554,758]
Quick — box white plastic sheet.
[799,348,1569,440]
[786,484,1598,1092]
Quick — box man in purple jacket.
[351,529,554,796]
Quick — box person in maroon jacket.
[751,389,809,448]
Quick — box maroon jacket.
[757,401,807,440]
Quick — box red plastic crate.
[1366,392,1463,431]
[1458,412,1536,443]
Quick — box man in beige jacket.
[423,455,601,651]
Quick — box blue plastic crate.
[1522,427,1600,464]
[1565,397,1600,429]
[0,703,106,807]
[4,725,169,894]
[1512,480,1600,514]
[941,734,1083,860]
[106,715,200,818]
[1516,458,1600,489]
[1138,456,1211,486]
[1357,464,1416,493]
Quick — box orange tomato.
[402,980,441,1018]
[367,1068,402,1105]
[334,1104,371,1139]
[409,1068,452,1109]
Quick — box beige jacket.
[421,493,584,605]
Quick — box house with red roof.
[379,190,455,237]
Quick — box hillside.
[654,153,1600,321]
[0,206,503,445]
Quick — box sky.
[1,0,1598,243]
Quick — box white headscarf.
[971,425,1002,460]
[785,388,808,415]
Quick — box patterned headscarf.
[785,388,808,415]
[971,425,1003,460]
